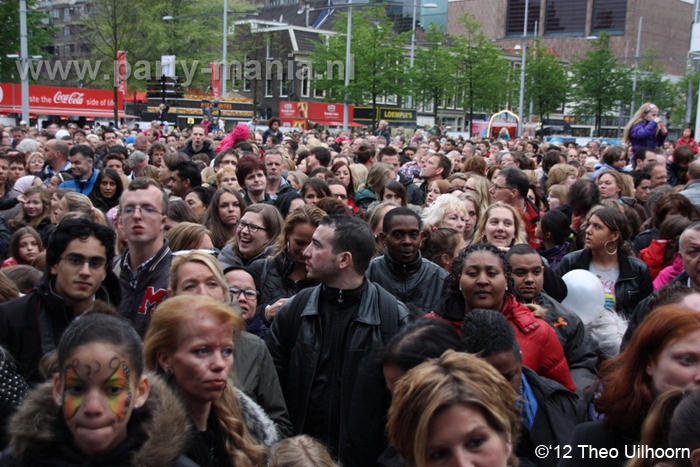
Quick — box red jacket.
[639,239,667,280]
[677,136,698,154]
[426,293,576,392]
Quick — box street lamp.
[163,8,258,98]
[516,0,529,138]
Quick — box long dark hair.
[589,207,632,256]
[88,167,123,212]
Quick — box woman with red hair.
[560,305,700,467]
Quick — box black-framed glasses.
[60,253,106,270]
[237,221,268,233]
[491,184,510,191]
[121,205,162,217]
[229,287,259,299]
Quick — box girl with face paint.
[1,313,198,466]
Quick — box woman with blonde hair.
[349,163,368,192]
[9,186,52,241]
[216,166,241,191]
[547,163,578,189]
[457,191,480,243]
[547,184,570,210]
[143,295,271,467]
[55,191,107,225]
[623,102,668,153]
[387,350,520,467]
[286,171,307,191]
[473,202,527,248]
[355,163,395,210]
[464,174,492,214]
[25,152,44,175]
[165,222,215,253]
[268,435,335,467]
[421,193,469,235]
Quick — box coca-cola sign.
[53,91,85,105]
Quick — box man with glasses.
[0,218,118,382]
[116,177,171,336]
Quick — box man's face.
[650,165,668,188]
[420,155,441,180]
[50,236,108,311]
[642,151,656,167]
[490,175,515,204]
[265,154,284,181]
[683,230,700,288]
[443,141,454,152]
[169,170,189,198]
[484,352,522,395]
[119,186,166,246]
[508,253,544,302]
[103,132,117,147]
[224,269,257,323]
[304,224,340,281]
[381,155,400,171]
[380,215,421,264]
[635,179,651,202]
[150,150,164,167]
[106,159,124,174]
[191,128,205,146]
[306,153,320,170]
[0,132,10,146]
[217,154,237,171]
[11,130,23,143]
[69,153,93,180]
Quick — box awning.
[310,119,364,127]
[0,104,132,118]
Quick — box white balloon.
[561,269,606,326]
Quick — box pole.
[343,0,352,132]
[517,0,528,137]
[695,77,700,139]
[222,0,228,97]
[407,0,419,110]
[19,0,30,124]
[631,16,642,118]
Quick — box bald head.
[689,160,700,182]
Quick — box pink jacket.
[653,253,683,290]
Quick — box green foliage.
[632,49,674,116]
[669,70,700,128]
[569,32,631,136]
[411,24,460,122]
[310,7,409,126]
[454,14,515,131]
[525,40,568,123]
[0,0,56,83]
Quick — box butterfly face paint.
[105,360,132,421]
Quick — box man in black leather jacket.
[267,215,410,467]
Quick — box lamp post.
[516,0,528,138]
[19,0,29,124]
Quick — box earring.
[134,403,140,409]
[603,240,618,256]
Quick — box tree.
[669,70,700,128]
[632,49,674,116]
[453,15,515,136]
[310,7,409,128]
[410,24,461,124]
[0,1,55,83]
[525,39,568,124]
[569,32,631,137]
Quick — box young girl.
[2,227,42,268]
[9,186,52,243]
[1,312,196,466]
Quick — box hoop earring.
[604,240,618,256]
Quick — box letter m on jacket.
[138,287,167,315]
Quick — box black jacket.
[397,172,423,206]
[248,253,318,325]
[533,292,598,393]
[518,367,588,467]
[365,251,447,314]
[555,249,653,318]
[0,273,120,383]
[267,282,410,467]
[180,139,216,160]
[558,418,639,467]
[0,376,197,467]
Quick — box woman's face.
[160,315,234,405]
[489,168,501,182]
[382,189,402,204]
[54,342,147,457]
[217,192,241,228]
[29,157,44,174]
[172,262,226,300]
[442,211,466,234]
[426,183,441,205]
[304,188,321,205]
[100,177,118,199]
[236,211,270,258]
[219,174,240,191]
[424,403,511,467]
[585,214,618,253]
[647,330,700,396]
[298,158,308,174]
[287,174,301,191]
[288,222,316,266]
[185,192,207,218]
[564,174,577,187]
[158,165,171,185]
[484,207,516,248]
[23,193,44,219]
[460,250,507,312]
[463,199,478,238]
[334,166,351,186]
[9,162,25,182]
[17,234,39,263]
[56,197,69,221]
[548,195,561,209]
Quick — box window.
[64,26,71,38]
[313,72,325,98]
[591,0,627,35]
[279,70,288,97]
[544,0,586,36]
[243,56,251,92]
[386,94,397,105]
[300,66,310,98]
[506,0,540,37]
[265,77,273,97]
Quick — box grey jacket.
[680,179,700,206]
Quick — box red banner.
[279,101,356,126]
[211,63,221,99]
[0,83,125,117]
[116,51,127,99]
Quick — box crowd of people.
[0,101,699,466]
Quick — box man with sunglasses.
[0,218,119,382]
[116,177,171,336]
